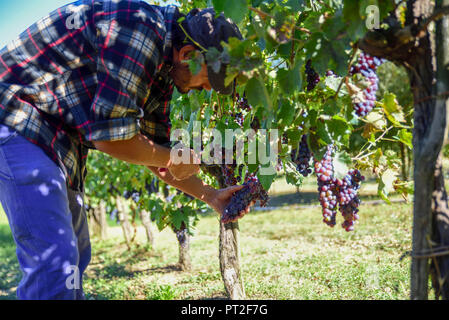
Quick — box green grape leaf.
[257,171,276,192]
[277,99,295,127]
[398,129,413,149]
[212,0,226,13]
[171,210,186,231]
[285,0,304,11]
[378,169,398,203]
[223,0,248,24]
[383,92,406,126]
[277,60,303,95]
[245,77,271,109]
[284,159,304,187]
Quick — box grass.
[0,198,413,300]
[0,205,21,300]
[79,201,414,300]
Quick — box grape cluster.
[123,189,141,203]
[335,169,364,232]
[314,145,338,227]
[231,93,252,127]
[350,52,384,117]
[291,135,312,177]
[221,164,239,186]
[222,174,269,224]
[306,60,320,91]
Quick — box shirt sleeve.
[140,99,172,146]
[80,17,163,142]
[139,73,174,146]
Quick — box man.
[0,0,251,300]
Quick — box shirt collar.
[160,5,181,68]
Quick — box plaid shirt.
[0,0,178,190]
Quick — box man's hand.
[208,185,256,218]
[167,148,201,180]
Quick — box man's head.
[170,8,243,95]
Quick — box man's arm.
[93,134,200,180]
[94,135,252,216]
[148,166,250,216]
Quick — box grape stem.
[353,125,394,161]
[333,46,358,99]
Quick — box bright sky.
[0,0,180,49]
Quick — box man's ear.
[178,45,197,62]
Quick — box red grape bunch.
[221,173,269,224]
[306,60,320,91]
[314,145,338,227]
[335,169,365,232]
[350,52,385,117]
[291,135,313,177]
[232,93,252,127]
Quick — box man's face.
[170,46,212,94]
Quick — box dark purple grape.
[131,191,141,203]
[306,60,320,91]
[231,93,253,127]
[222,164,238,187]
[292,135,312,177]
[222,174,269,224]
[123,190,131,199]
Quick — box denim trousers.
[0,124,91,300]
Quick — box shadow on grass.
[0,224,20,300]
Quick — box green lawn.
[0,199,413,300]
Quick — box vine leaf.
[245,77,271,109]
[257,170,276,192]
[398,129,413,149]
[333,151,351,180]
[378,169,398,203]
[284,159,304,187]
[277,59,303,95]
[383,92,406,126]
[223,0,248,24]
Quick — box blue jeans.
[0,124,91,300]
